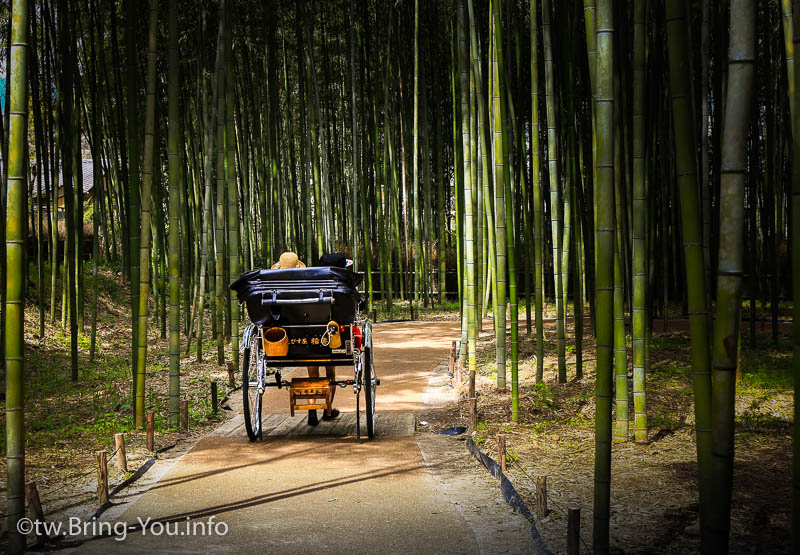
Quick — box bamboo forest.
[0,0,798,553]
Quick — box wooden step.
[289,378,333,417]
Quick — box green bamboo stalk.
[197,60,219,362]
[60,0,78,381]
[613,65,627,441]
[87,0,102,361]
[349,3,359,269]
[632,0,647,444]
[584,0,598,338]
[225,6,239,375]
[491,0,508,391]
[125,0,141,402]
[470,19,481,334]
[613,236,627,440]
[531,0,545,384]
[5,0,29,549]
[542,0,566,382]
[215,0,227,367]
[466,0,495,334]
[501,65,519,423]
[30,10,46,342]
[134,0,159,429]
[167,0,182,428]
[458,0,477,374]
[593,0,614,550]
[708,0,755,547]
[666,0,713,547]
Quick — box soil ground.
[418,310,793,554]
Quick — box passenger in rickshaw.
[272,251,344,426]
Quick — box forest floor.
[418,306,794,554]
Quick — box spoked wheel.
[242,336,263,442]
[363,323,376,440]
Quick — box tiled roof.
[32,158,96,197]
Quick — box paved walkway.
[71,321,516,554]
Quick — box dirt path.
[63,321,532,554]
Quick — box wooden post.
[469,368,476,399]
[535,475,549,519]
[181,399,189,431]
[227,362,235,389]
[455,358,462,386]
[448,340,456,377]
[146,411,155,452]
[469,369,477,431]
[567,506,580,555]
[96,450,109,504]
[114,433,128,472]
[497,434,507,473]
[469,398,477,431]
[25,481,45,523]
[211,381,218,414]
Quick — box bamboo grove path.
[73,321,491,554]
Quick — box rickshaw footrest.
[289,378,333,417]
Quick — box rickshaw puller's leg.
[322,366,339,420]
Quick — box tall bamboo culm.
[225,6,239,375]
[167,0,182,428]
[665,0,714,547]
[135,0,159,428]
[492,0,508,391]
[5,0,30,550]
[458,0,477,375]
[542,0,566,382]
[708,0,755,548]
[631,0,648,444]
[593,0,614,551]
[531,0,545,384]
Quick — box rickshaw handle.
[260,289,336,305]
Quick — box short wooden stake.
[535,475,549,519]
[181,399,189,431]
[227,362,235,389]
[455,358,462,386]
[448,340,456,377]
[567,506,580,555]
[146,411,155,452]
[468,368,476,399]
[497,434,507,473]
[96,450,109,504]
[469,398,477,431]
[26,481,45,524]
[114,433,128,472]
[211,381,218,414]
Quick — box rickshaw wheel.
[242,337,263,442]
[364,343,376,440]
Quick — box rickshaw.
[230,266,378,441]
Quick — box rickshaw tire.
[242,345,262,442]
[364,345,376,440]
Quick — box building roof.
[32,158,96,198]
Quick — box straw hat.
[272,251,305,269]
